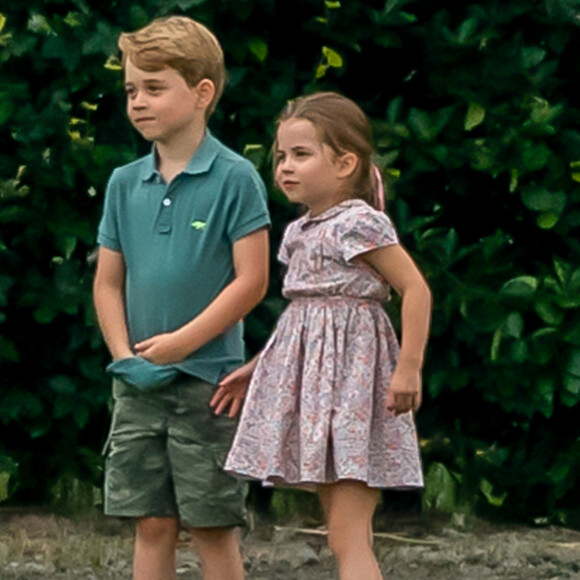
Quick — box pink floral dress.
[225,199,423,489]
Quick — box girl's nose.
[279,158,293,172]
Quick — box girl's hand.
[387,365,422,416]
[134,333,185,365]
[210,360,256,418]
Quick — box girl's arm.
[93,247,134,361]
[134,228,270,365]
[210,353,261,417]
[359,244,432,415]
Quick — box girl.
[211,92,431,580]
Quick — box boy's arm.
[93,247,134,361]
[134,227,269,365]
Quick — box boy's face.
[124,60,206,144]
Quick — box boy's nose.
[130,92,147,109]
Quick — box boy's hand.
[387,365,422,416]
[134,333,185,365]
[210,362,255,418]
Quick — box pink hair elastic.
[373,165,385,211]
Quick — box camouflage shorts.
[103,374,247,528]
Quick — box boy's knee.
[191,526,239,548]
[136,517,179,544]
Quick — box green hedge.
[1,0,579,524]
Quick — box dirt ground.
[0,508,579,579]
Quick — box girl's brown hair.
[274,92,382,209]
[118,16,225,118]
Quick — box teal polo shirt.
[97,131,271,384]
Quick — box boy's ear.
[336,152,359,179]
[193,79,216,110]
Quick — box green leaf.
[500,276,538,299]
[491,329,502,361]
[536,376,555,418]
[73,404,90,429]
[521,186,566,213]
[563,374,580,397]
[248,38,268,62]
[0,335,19,362]
[566,349,580,377]
[408,107,454,141]
[33,307,57,324]
[521,46,546,68]
[534,300,564,326]
[510,339,528,363]
[480,479,507,507]
[537,212,559,229]
[0,94,14,125]
[422,462,458,513]
[457,17,479,44]
[509,168,519,192]
[49,375,77,395]
[502,312,524,338]
[27,13,53,35]
[464,103,485,131]
[322,46,343,68]
[243,143,266,169]
[520,141,551,172]
[570,160,580,182]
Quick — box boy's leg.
[169,376,248,579]
[190,526,244,580]
[318,480,383,580]
[133,517,179,580]
[103,380,182,579]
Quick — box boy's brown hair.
[118,15,226,117]
[274,92,382,210]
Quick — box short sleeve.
[96,169,122,252]
[338,207,399,262]
[277,222,297,265]
[225,162,271,243]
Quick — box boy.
[93,15,270,580]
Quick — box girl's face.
[275,118,353,215]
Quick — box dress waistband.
[289,295,382,304]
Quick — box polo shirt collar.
[140,130,220,182]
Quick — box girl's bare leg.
[318,480,383,580]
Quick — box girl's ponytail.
[372,165,385,212]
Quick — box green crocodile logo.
[191,220,207,230]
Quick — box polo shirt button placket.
[158,196,173,234]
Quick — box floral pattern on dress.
[225,199,424,489]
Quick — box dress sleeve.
[277,222,295,265]
[338,207,399,262]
